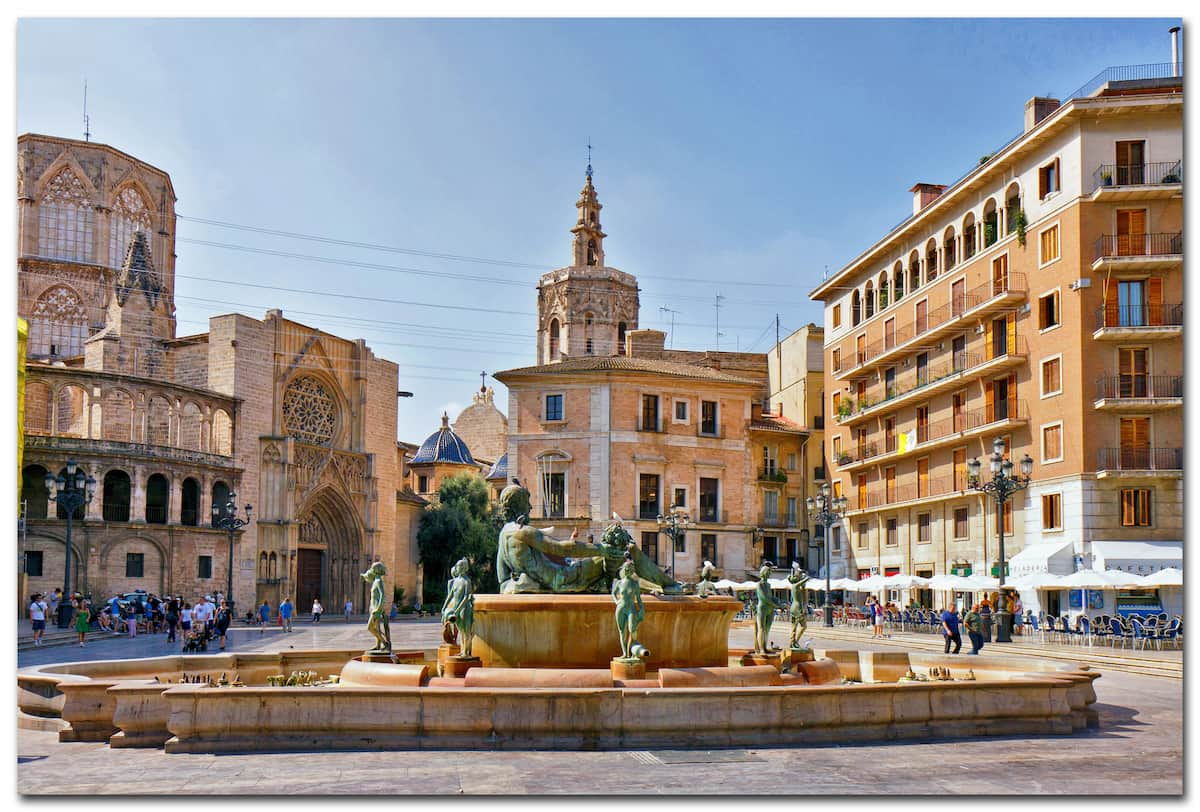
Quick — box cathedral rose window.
[282,375,337,446]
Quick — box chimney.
[751,403,764,421]
[909,183,947,215]
[1170,26,1181,77]
[1024,97,1061,132]
[625,328,666,357]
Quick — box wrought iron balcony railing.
[1092,160,1182,191]
[1093,232,1182,262]
[1094,303,1183,330]
[1097,447,1183,471]
[1095,375,1183,400]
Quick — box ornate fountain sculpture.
[753,562,786,655]
[694,560,719,598]
[441,558,476,659]
[787,562,810,650]
[362,561,392,656]
[495,483,681,594]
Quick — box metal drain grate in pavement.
[628,750,764,765]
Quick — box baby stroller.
[181,623,213,653]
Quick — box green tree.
[417,473,499,606]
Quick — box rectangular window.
[763,490,779,524]
[1042,493,1062,530]
[1038,290,1060,330]
[700,401,718,435]
[673,487,687,509]
[674,400,689,421]
[1042,422,1063,462]
[917,458,930,497]
[641,531,659,563]
[953,506,969,539]
[885,466,896,503]
[1119,348,1148,398]
[701,534,717,564]
[830,525,842,552]
[1041,356,1062,397]
[856,522,868,549]
[25,550,43,577]
[674,532,686,554]
[1115,140,1146,184]
[545,393,563,422]
[417,475,429,493]
[699,478,719,522]
[544,472,565,518]
[886,518,898,546]
[953,447,967,491]
[762,536,778,564]
[991,254,1009,295]
[786,497,798,526]
[917,513,931,543]
[833,304,842,329]
[126,553,144,579]
[197,555,213,580]
[641,395,660,431]
[762,445,777,475]
[916,352,929,387]
[1121,488,1152,527]
[638,474,660,520]
[1038,158,1060,199]
[832,348,842,372]
[1039,224,1060,265]
[786,537,799,563]
[786,453,796,471]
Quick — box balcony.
[760,511,799,528]
[1094,376,1183,411]
[849,475,961,514]
[837,341,1026,427]
[1092,233,1182,273]
[1096,447,1183,478]
[1093,304,1183,340]
[837,400,1029,472]
[1090,161,1182,201]
[25,434,237,470]
[757,467,789,483]
[833,273,1026,381]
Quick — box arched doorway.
[295,489,364,615]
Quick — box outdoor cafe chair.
[1130,616,1153,650]
[1159,617,1181,651]
[1108,616,1132,649]
[1091,617,1111,646]
[1042,615,1057,644]
[1026,613,1041,644]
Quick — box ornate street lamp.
[656,506,691,584]
[212,493,253,615]
[968,436,1034,643]
[44,460,96,628]
[806,482,848,628]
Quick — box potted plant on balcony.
[836,401,852,420]
[984,222,996,246]
[1100,170,1113,186]
[837,452,853,466]
[1161,171,1180,184]
[1014,209,1028,247]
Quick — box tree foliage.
[417,473,499,605]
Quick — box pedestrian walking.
[965,603,985,655]
[871,597,886,639]
[279,597,293,632]
[192,596,214,637]
[165,597,180,643]
[979,598,993,643]
[215,600,232,651]
[941,606,962,654]
[180,602,193,640]
[74,597,91,646]
[312,597,323,623]
[344,598,353,623]
[49,588,62,622]
[28,593,48,646]
[257,600,271,633]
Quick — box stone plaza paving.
[16,619,1183,795]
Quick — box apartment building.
[809,64,1182,613]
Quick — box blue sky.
[16,17,1180,445]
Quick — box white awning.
[1007,541,1075,576]
[1092,541,1182,574]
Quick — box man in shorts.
[28,593,48,646]
[279,597,293,632]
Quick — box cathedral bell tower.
[536,163,639,364]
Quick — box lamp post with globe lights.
[967,436,1034,643]
[212,493,253,616]
[806,482,848,628]
[44,460,96,628]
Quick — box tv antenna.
[82,80,91,142]
[714,293,726,350]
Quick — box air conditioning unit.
[974,324,986,335]
[1069,278,1092,290]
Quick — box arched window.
[925,238,939,282]
[212,409,233,456]
[102,469,131,522]
[109,186,153,268]
[548,318,561,359]
[28,285,88,358]
[102,389,135,442]
[146,473,169,524]
[57,384,87,437]
[21,464,49,519]
[24,381,52,434]
[181,477,200,526]
[1005,183,1022,235]
[38,166,95,262]
[963,213,977,260]
[864,281,875,319]
[586,239,598,265]
[211,481,230,526]
[146,396,171,446]
[850,290,862,326]
[877,272,890,309]
[943,226,957,271]
[259,552,269,580]
[908,251,920,293]
[268,552,278,579]
[617,321,627,355]
[892,261,905,302]
[983,199,999,247]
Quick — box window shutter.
[1139,489,1152,525]
[985,320,994,360]
[1121,490,1134,526]
[1104,279,1120,327]
[1006,313,1017,355]
[1147,277,1163,325]
[985,381,995,421]
[1007,372,1017,400]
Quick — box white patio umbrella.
[767,577,791,590]
[854,574,889,592]
[966,574,1000,591]
[1056,569,1131,589]
[1140,567,1183,587]
[882,573,931,589]
[1007,571,1062,589]
[927,574,976,591]
[1098,569,1148,587]
[713,579,742,590]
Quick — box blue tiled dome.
[486,453,508,480]
[411,412,477,466]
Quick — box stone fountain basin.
[18,648,1099,752]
